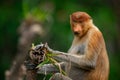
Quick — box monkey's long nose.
[74,24,82,31]
[73,25,82,36]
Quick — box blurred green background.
[0,0,120,80]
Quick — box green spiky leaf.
[36,58,49,68]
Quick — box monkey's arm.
[51,50,100,70]
[47,32,103,70]
[37,62,65,74]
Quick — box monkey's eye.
[72,20,78,23]
[78,20,83,23]
[73,20,83,23]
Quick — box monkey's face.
[70,11,91,37]
[71,22,84,37]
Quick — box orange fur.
[69,11,109,80]
[47,11,109,80]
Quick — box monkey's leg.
[49,73,72,80]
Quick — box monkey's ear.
[70,15,72,20]
[70,15,72,25]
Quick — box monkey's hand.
[37,64,58,74]
[37,62,65,74]
[45,43,64,55]
[45,43,54,53]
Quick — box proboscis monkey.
[38,11,109,80]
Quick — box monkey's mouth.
[74,32,80,36]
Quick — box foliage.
[29,43,66,79]
[31,43,66,75]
